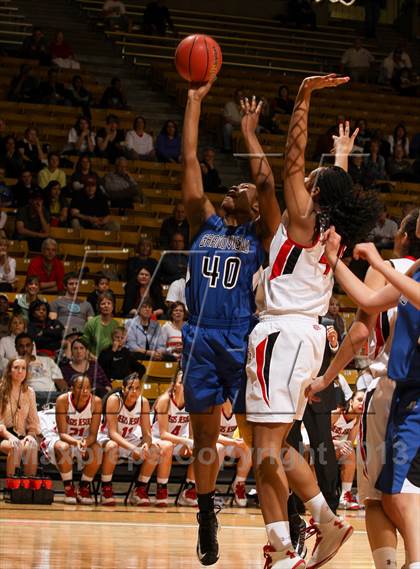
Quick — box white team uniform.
[152,396,190,456]
[219,410,238,458]
[99,393,144,459]
[40,393,94,466]
[357,257,414,503]
[331,413,357,451]
[246,224,329,423]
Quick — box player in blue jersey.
[181,81,280,566]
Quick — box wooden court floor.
[0,502,406,569]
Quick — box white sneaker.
[129,485,151,506]
[263,545,306,568]
[178,486,198,507]
[338,491,360,511]
[233,481,248,507]
[306,517,353,568]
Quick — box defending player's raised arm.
[240,96,281,251]
[332,121,359,173]
[181,81,215,235]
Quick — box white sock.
[340,482,352,496]
[81,474,93,482]
[61,471,72,482]
[186,478,195,485]
[266,521,292,552]
[101,474,112,483]
[138,475,150,484]
[408,563,420,569]
[157,478,168,485]
[304,492,335,524]
[372,547,397,569]
[234,476,246,486]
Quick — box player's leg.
[77,441,102,505]
[382,493,420,566]
[365,499,398,569]
[100,439,119,506]
[337,448,359,510]
[53,440,76,504]
[154,439,173,507]
[175,444,198,507]
[0,439,23,476]
[227,442,252,507]
[21,436,38,477]
[129,440,161,507]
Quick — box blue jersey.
[185,214,264,327]
[388,269,420,382]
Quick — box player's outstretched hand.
[302,74,350,93]
[240,95,263,134]
[322,226,342,265]
[305,375,329,403]
[353,242,384,270]
[187,78,216,102]
[332,121,359,157]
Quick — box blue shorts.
[182,320,249,413]
[376,382,420,494]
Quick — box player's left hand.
[305,375,329,403]
[302,74,350,93]
[322,226,342,265]
[240,96,263,134]
[353,242,384,269]
[332,121,359,156]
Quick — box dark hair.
[168,367,183,398]
[75,152,92,172]
[71,337,88,351]
[48,151,60,162]
[24,275,40,287]
[63,272,79,286]
[133,115,146,130]
[345,389,365,413]
[160,119,178,137]
[98,291,115,309]
[15,332,33,348]
[139,297,153,309]
[106,114,119,124]
[74,116,91,135]
[94,273,110,286]
[168,302,186,321]
[102,368,146,421]
[44,180,62,208]
[72,75,83,87]
[24,126,37,137]
[278,84,289,97]
[29,299,49,321]
[402,207,420,258]
[315,166,381,247]
[393,122,408,147]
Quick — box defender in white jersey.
[40,375,102,505]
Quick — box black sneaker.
[290,514,307,559]
[196,510,220,566]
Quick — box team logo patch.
[313,324,322,330]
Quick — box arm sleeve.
[55,262,65,291]
[125,325,141,351]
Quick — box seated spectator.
[27,238,64,293]
[70,176,119,231]
[287,0,316,29]
[126,237,158,282]
[0,314,36,372]
[0,294,9,336]
[81,292,119,356]
[0,358,40,477]
[122,266,164,318]
[125,116,155,160]
[21,28,49,65]
[143,0,177,35]
[103,0,132,31]
[50,30,80,70]
[98,326,141,381]
[159,202,189,249]
[27,300,64,357]
[0,168,13,207]
[379,48,408,86]
[70,153,99,193]
[395,68,420,97]
[67,75,93,118]
[200,148,222,193]
[104,156,142,209]
[157,233,188,285]
[364,139,387,186]
[271,85,294,118]
[1,136,24,178]
[156,120,181,163]
[368,204,398,249]
[0,238,16,291]
[37,67,68,105]
[161,301,186,361]
[59,337,110,398]
[16,189,50,253]
[125,299,165,360]
[49,272,94,334]
[325,295,346,340]
[13,276,46,321]
[96,114,125,163]
[7,64,39,103]
[16,127,45,174]
[15,332,66,406]
[387,122,409,157]
[65,117,96,156]
[44,181,68,227]
[387,144,414,181]
[38,152,66,190]
[100,77,128,110]
[348,152,366,187]
[340,38,374,83]
[165,276,186,306]
[86,274,115,315]
[222,89,243,152]
[12,169,37,208]
[371,128,391,162]
[354,119,372,150]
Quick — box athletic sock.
[304,492,335,524]
[233,476,246,487]
[372,547,397,569]
[157,478,168,485]
[101,474,112,484]
[157,483,167,490]
[197,491,215,514]
[407,563,420,569]
[61,471,73,484]
[137,475,151,485]
[340,482,352,497]
[266,521,292,551]
[81,474,93,482]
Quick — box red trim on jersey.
[270,239,294,280]
[70,393,91,414]
[221,408,234,421]
[256,337,270,407]
[374,313,385,357]
[286,231,319,249]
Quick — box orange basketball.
[175,34,222,83]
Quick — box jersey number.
[202,256,241,289]
[121,426,134,439]
[68,427,85,437]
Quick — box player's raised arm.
[240,96,281,251]
[181,81,215,236]
[332,121,359,173]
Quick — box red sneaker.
[178,485,198,507]
[129,484,150,506]
[338,491,360,511]
[63,482,77,505]
[263,544,306,568]
[77,483,94,505]
[101,483,116,507]
[155,486,168,507]
[233,481,248,507]
[307,517,353,568]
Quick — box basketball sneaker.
[196,509,220,566]
[263,544,306,568]
[178,485,198,507]
[290,515,308,559]
[338,491,360,511]
[77,483,94,505]
[306,517,353,568]
[233,481,247,508]
[155,486,169,507]
[101,483,116,507]
[129,484,151,506]
[63,482,77,504]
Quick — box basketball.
[174,34,222,83]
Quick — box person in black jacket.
[159,202,189,249]
[98,326,143,381]
[122,266,165,318]
[27,300,64,357]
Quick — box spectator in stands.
[104,156,142,209]
[81,292,119,356]
[38,152,66,190]
[353,119,372,150]
[65,117,96,156]
[125,116,155,160]
[16,128,45,174]
[126,237,158,282]
[161,301,186,361]
[86,274,115,315]
[12,170,37,208]
[222,89,243,152]
[156,233,188,285]
[60,337,110,397]
[16,189,50,253]
[165,276,185,306]
[325,295,346,341]
[44,181,68,227]
[159,202,189,249]
[70,154,99,193]
[387,144,414,181]
[340,38,374,83]
[96,114,125,163]
[7,64,39,103]
[270,85,294,127]
[100,77,128,110]
[98,326,140,381]
[379,47,410,86]
[49,272,94,335]
[21,28,49,65]
[67,75,93,118]
[156,120,181,163]
[368,203,398,249]
[0,358,40,477]
[348,152,366,188]
[0,315,35,373]
[143,0,177,35]
[125,299,165,360]
[394,67,420,97]
[27,238,64,293]
[200,148,222,193]
[364,0,382,38]
[0,238,16,292]
[371,127,391,161]
[1,136,24,178]
[13,276,46,321]
[364,139,387,186]
[312,123,339,162]
[27,300,64,357]
[122,266,164,318]
[387,122,410,157]
[0,170,13,208]
[0,294,10,337]
[37,67,67,105]
[15,333,66,406]
[103,0,132,32]
[287,0,316,29]
[70,176,118,231]
[50,30,80,70]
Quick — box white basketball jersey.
[110,393,143,440]
[331,413,357,445]
[38,407,57,438]
[220,410,237,438]
[66,392,93,439]
[260,223,334,318]
[152,396,189,438]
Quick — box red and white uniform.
[247,223,328,424]
[100,393,144,458]
[220,410,237,439]
[331,413,357,450]
[152,396,190,439]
